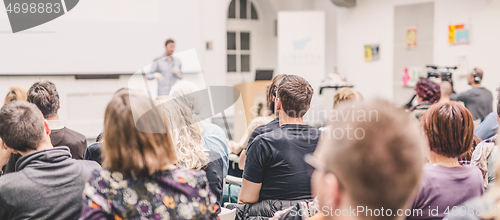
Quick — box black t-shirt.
[243,124,320,201]
[245,118,280,150]
[203,150,224,207]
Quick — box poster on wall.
[449,24,470,44]
[402,66,424,87]
[406,27,417,49]
[364,44,380,61]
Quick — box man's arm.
[238,178,262,204]
[238,149,247,170]
[146,60,160,80]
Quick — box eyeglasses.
[304,153,344,190]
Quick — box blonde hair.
[333,88,361,107]
[4,86,27,105]
[102,89,177,178]
[155,95,208,169]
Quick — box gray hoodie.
[0,147,101,220]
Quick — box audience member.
[170,80,229,178]
[155,95,224,207]
[4,81,88,173]
[333,87,361,107]
[3,86,27,105]
[80,89,219,220]
[238,75,319,204]
[84,133,103,165]
[147,39,183,96]
[408,101,484,220]
[306,99,425,220]
[471,87,500,189]
[410,78,441,121]
[237,74,286,170]
[474,111,499,140]
[453,68,493,122]
[439,81,453,103]
[0,101,100,219]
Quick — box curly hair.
[415,78,441,104]
[155,95,208,170]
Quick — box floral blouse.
[79,168,220,220]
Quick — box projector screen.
[0,0,203,75]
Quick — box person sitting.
[170,80,229,178]
[238,75,319,205]
[470,87,500,189]
[304,99,425,220]
[0,101,101,219]
[452,68,493,122]
[2,86,27,173]
[410,78,441,121]
[5,82,88,173]
[407,101,484,220]
[155,95,224,207]
[80,89,219,220]
[236,74,286,170]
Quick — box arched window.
[228,0,258,20]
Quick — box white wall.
[336,0,395,100]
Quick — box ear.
[276,98,282,111]
[44,120,51,136]
[58,100,61,109]
[323,173,344,210]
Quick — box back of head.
[415,78,441,104]
[170,80,202,115]
[154,95,207,169]
[267,74,287,114]
[472,68,484,84]
[422,101,474,158]
[333,87,360,107]
[440,81,453,98]
[27,81,59,118]
[277,75,313,118]
[321,100,424,218]
[103,89,177,178]
[4,86,28,105]
[0,101,45,152]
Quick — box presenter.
[147,39,183,96]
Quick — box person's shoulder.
[60,127,86,143]
[153,55,166,62]
[87,142,102,152]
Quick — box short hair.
[440,81,453,98]
[472,68,483,83]
[277,75,313,118]
[321,100,424,220]
[333,88,360,107]
[27,81,59,118]
[165,39,175,46]
[415,78,441,104]
[422,101,474,157]
[0,101,45,152]
[267,74,287,114]
[102,89,177,178]
[4,86,27,105]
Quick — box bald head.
[468,68,484,86]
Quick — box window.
[227,32,251,73]
[227,0,258,20]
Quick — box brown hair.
[165,39,175,46]
[0,101,45,152]
[102,89,177,178]
[4,86,27,105]
[422,101,474,158]
[267,74,286,114]
[322,99,424,220]
[277,75,313,118]
[333,88,360,107]
[27,81,59,118]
